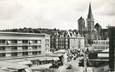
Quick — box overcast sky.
[0,0,114,30]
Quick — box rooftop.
[0,32,50,37]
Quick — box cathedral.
[78,3,103,44]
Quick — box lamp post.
[83,47,89,72]
[83,35,89,72]
[84,52,87,72]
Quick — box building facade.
[92,39,109,51]
[0,32,50,60]
[55,33,70,50]
[69,34,85,50]
[109,26,115,72]
[51,31,85,51]
[78,17,86,35]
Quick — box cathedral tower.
[87,3,94,32]
[86,3,95,44]
[78,16,85,34]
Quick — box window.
[45,48,49,52]
[32,51,38,55]
[65,42,68,45]
[0,53,6,57]
[33,46,37,49]
[56,39,58,41]
[11,46,17,50]
[96,41,97,44]
[106,47,108,49]
[33,40,37,43]
[22,52,28,56]
[38,40,41,44]
[106,42,109,44]
[45,39,49,43]
[38,51,41,54]
[22,46,28,50]
[22,40,28,44]
[103,42,105,44]
[11,52,17,56]
[38,45,41,48]
[0,47,5,50]
[0,40,5,44]
[11,40,17,44]
[66,39,68,41]
[45,44,49,47]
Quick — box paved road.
[68,60,84,72]
[57,57,84,72]
[57,64,68,72]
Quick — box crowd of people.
[66,49,84,62]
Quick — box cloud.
[0,0,115,29]
[95,0,115,16]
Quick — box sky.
[0,0,115,30]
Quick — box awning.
[28,57,59,61]
[31,64,52,70]
[54,49,66,54]
[18,61,32,65]
[38,57,52,61]
[38,57,59,61]
[52,57,59,60]
[5,59,32,65]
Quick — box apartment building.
[69,33,85,50]
[0,32,50,60]
[50,31,85,51]
[55,35,69,50]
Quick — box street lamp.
[84,53,87,72]
[83,47,89,72]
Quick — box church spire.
[87,3,93,19]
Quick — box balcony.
[0,43,42,47]
[0,49,41,53]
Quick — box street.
[57,57,84,72]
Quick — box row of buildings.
[50,31,85,51]
[0,31,85,59]
[0,30,109,59]
[0,31,85,72]
[0,31,71,72]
